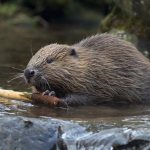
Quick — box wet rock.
[114,139,150,150]
[0,116,71,150]
[76,128,150,150]
[0,115,150,150]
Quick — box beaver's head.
[24,44,88,97]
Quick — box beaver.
[24,34,150,105]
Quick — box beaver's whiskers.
[7,73,24,83]
[42,76,51,90]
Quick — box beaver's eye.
[70,48,77,56]
[46,58,53,64]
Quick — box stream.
[0,25,150,150]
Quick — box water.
[0,25,150,149]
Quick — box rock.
[100,0,150,38]
[0,115,150,150]
[76,128,150,150]
[109,29,138,45]
[0,116,70,150]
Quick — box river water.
[0,25,150,149]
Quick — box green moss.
[6,13,39,27]
[100,0,150,38]
[0,3,19,18]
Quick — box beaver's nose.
[24,68,35,80]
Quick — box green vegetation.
[0,0,150,38]
[0,0,101,27]
[0,3,18,18]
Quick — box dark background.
[0,0,150,37]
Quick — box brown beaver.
[24,34,150,105]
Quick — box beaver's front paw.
[42,90,56,96]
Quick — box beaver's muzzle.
[24,68,35,83]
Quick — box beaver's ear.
[70,48,77,57]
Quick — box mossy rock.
[100,0,150,38]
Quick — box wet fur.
[26,34,150,105]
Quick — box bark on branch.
[0,89,63,107]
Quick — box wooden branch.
[0,89,63,107]
[0,89,31,102]
[31,93,61,106]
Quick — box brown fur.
[26,34,150,105]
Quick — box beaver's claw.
[42,90,56,96]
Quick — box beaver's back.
[77,34,148,64]
[74,34,150,103]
